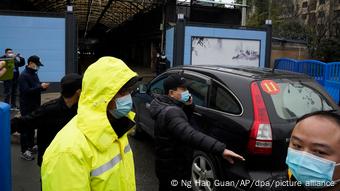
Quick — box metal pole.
[173,13,185,66]
[84,0,94,38]
[268,0,272,20]
[265,20,272,68]
[241,0,247,26]
[160,2,166,52]
[66,7,78,73]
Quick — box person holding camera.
[0,48,25,109]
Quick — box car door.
[184,73,248,152]
[205,80,248,153]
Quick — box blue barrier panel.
[324,80,340,104]
[298,60,326,85]
[327,62,340,81]
[0,102,11,191]
[275,58,298,72]
[325,62,340,104]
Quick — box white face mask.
[7,53,14,58]
[31,64,39,71]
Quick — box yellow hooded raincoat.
[41,57,137,191]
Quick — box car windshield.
[260,79,334,120]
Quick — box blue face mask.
[286,148,340,188]
[180,90,191,103]
[109,94,133,119]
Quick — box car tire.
[191,151,220,191]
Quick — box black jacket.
[150,95,226,177]
[18,66,44,115]
[11,96,77,166]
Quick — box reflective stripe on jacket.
[41,57,138,191]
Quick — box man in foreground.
[286,111,340,191]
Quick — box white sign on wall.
[191,37,260,67]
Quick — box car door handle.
[193,112,202,117]
[146,103,151,110]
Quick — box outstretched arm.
[11,106,47,134]
[165,108,245,163]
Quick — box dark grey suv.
[132,65,339,191]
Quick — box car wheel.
[192,151,218,191]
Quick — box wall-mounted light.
[177,13,185,20]
[67,5,73,12]
[265,19,272,25]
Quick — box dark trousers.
[20,125,35,153]
[3,72,18,107]
[20,109,36,153]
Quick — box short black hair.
[60,73,82,98]
[5,48,12,53]
[296,110,340,127]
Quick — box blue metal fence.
[0,102,11,191]
[275,58,340,104]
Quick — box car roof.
[169,65,309,80]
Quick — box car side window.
[149,77,166,95]
[185,77,209,107]
[211,84,241,114]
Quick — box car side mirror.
[138,84,147,94]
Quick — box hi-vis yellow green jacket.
[41,57,138,191]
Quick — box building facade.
[294,0,340,37]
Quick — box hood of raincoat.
[77,57,137,152]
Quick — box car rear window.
[259,79,334,120]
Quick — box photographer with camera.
[0,48,25,109]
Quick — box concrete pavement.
[11,135,158,191]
